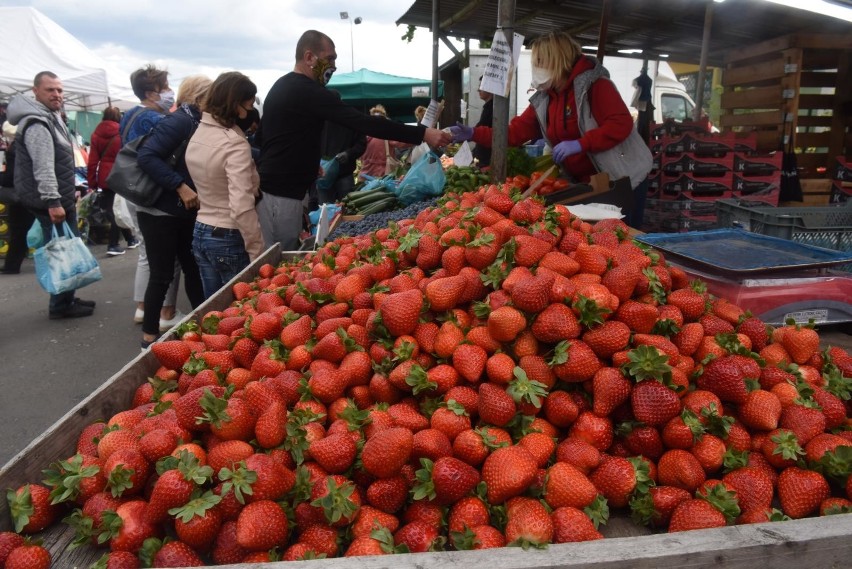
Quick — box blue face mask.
[156,89,175,112]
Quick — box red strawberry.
[667,498,727,532]
[551,506,604,542]
[657,449,706,493]
[394,520,441,552]
[722,466,774,513]
[478,382,517,427]
[631,380,681,427]
[591,367,632,417]
[309,432,358,474]
[6,483,58,533]
[481,445,537,504]
[361,427,414,478]
[504,496,554,548]
[235,500,289,551]
[583,320,631,359]
[0,532,24,567]
[151,341,192,371]
[543,462,598,510]
[101,500,159,553]
[413,456,480,505]
[4,543,51,569]
[531,303,581,343]
[380,289,423,337]
[150,539,205,566]
[514,235,552,267]
[630,485,691,529]
[777,466,830,519]
[697,355,749,404]
[569,412,614,451]
[779,403,826,446]
[615,300,659,334]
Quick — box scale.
[635,228,852,326]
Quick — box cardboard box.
[662,154,734,178]
[733,174,781,205]
[734,152,783,177]
[662,172,733,200]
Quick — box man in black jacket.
[256,29,451,250]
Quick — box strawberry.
[100,500,159,553]
[667,287,707,322]
[452,344,488,383]
[89,551,140,569]
[151,340,192,371]
[551,340,602,383]
[234,500,289,552]
[145,451,212,523]
[504,496,554,548]
[779,403,826,445]
[7,483,58,533]
[511,275,551,313]
[696,355,750,404]
[737,315,771,351]
[531,303,581,343]
[543,461,598,510]
[590,456,651,508]
[657,449,706,492]
[487,305,527,342]
[667,498,727,532]
[478,382,517,427]
[738,389,782,431]
[379,289,423,337]
[0,533,24,567]
[4,543,51,569]
[777,466,830,519]
[309,432,357,474]
[451,524,506,550]
[310,475,362,527]
[425,275,467,312]
[412,456,480,505]
[630,379,681,427]
[722,466,774,513]
[601,263,642,303]
[615,300,659,334]
[620,424,664,460]
[630,485,691,529]
[394,520,441,552]
[481,445,538,504]
[539,251,580,277]
[591,367,632,417]
[366,476,409,513]
[243,452,296,502]
[361,427,414,478]
[551,506,604,543]
[583,320,631,359]
[514,235,552,267]
[569,412,614,451]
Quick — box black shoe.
[49,303,95,319]
[74,298,97,308]
[0,267,20,275]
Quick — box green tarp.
[328,68,443,123]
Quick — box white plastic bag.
[409,142,430,165]
[113,195,138,233]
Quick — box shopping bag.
[396,151,446,206]
[113,194,137,232]
[34,221,102,294]
[316,157,340,192]
[27,219,45,249]
[105,134,165,207]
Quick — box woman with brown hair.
[87,106,138,255]
[185,71,263,299]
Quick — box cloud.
[9,0,464,100]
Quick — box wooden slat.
[798,93,837,110]
[800,71,840,89]
[755,130,782,152]
[796,115,834,128]
[722,58,786,87]
[721,86,783,110]
[719,110,783,128]
[724,34,793,65]
[803,51,846,71]
[792,33,852,51]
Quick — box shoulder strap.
[120,108,145,144]
[105,134,119,155]
[384,139,390,158]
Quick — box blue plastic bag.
[396,151,446,205]
[34,221,102,294]
[316,157,340,192]
[27,219,45,249]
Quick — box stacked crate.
[0,202,8,259]
[830,156,851,204]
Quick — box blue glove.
[552,139,582,163]
[449,123,474,143]
[531,138,547,148]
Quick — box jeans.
[193,222,251,299]
[33,208,78,312]
[136,212,204,336]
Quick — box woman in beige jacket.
[186,71,264,299]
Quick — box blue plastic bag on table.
[34,221,102,294]
[396,151,445,205]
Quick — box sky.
[1,0,465,103]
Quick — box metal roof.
[396,0,852,66]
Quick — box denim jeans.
[34,208,78,313]
[192,222,251,299]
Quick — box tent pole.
[491,0,515,183]
[432,0,440,119]
[693,0,714,121]
[596,0,611,64]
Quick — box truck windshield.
[661,94,695,122]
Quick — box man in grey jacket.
[7,71,95,319]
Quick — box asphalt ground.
[0,243,191,466]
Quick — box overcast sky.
[4,0,465,102]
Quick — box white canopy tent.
[0,7,136,111]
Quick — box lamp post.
[339,11,363,72]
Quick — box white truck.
[464,49,697,128]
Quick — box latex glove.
[552,139,582,163]
[449,123,474,143]
[334,151,348,165]
[531,138,547,148]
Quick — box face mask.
[156,89,175,112]
[235,115,256,133]
[531,66,553,91]
[312,58,336,86]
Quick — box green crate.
[716,199,852,271]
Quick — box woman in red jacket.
[451,31,652,228]
[87,106,139,255]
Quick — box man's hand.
[177,184,199,209]
[424,127,452,148]
[48,206,66,224]
[334,151,348,165]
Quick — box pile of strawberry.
[4,183,852,569]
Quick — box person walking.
[256,29,451,250]
[6,71,95,318]
[87,106,139,256]
[186,72,264,299]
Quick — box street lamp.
[339,11,363,72]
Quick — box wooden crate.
[4,245,852,568]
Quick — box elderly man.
[7,71,95,319]
[256,29,451,250]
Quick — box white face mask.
[531,66,553,91]
[156,89,175,112]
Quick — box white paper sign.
[453,142,473,167]
[481,30,524,98]
[420,99,440,128]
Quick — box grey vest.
[530,60,653,188]
[14,117,76,211]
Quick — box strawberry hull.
[3,207,852,568]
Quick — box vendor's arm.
[470,105,542,148]
[576,80,634,154]
[225,140,264,260]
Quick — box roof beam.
[440,0,487,30]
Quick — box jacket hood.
[92,120,120,139]
[6,94,54,127]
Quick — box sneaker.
[159,311,185,332]
[133,308,145,324]
[126,239,141,249]
[49,303,94,319]
[141,339,154,350]
[1,267,21,275]
[74,298,96,308]
[107,246,126,256]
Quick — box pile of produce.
[4,183,852,568]
[330,197,439,240]
[341,187,400,217]
[443,166,491,195]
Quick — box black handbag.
[105,133,164,207]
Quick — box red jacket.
[86,120,121,190]
[472,56,633,182]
